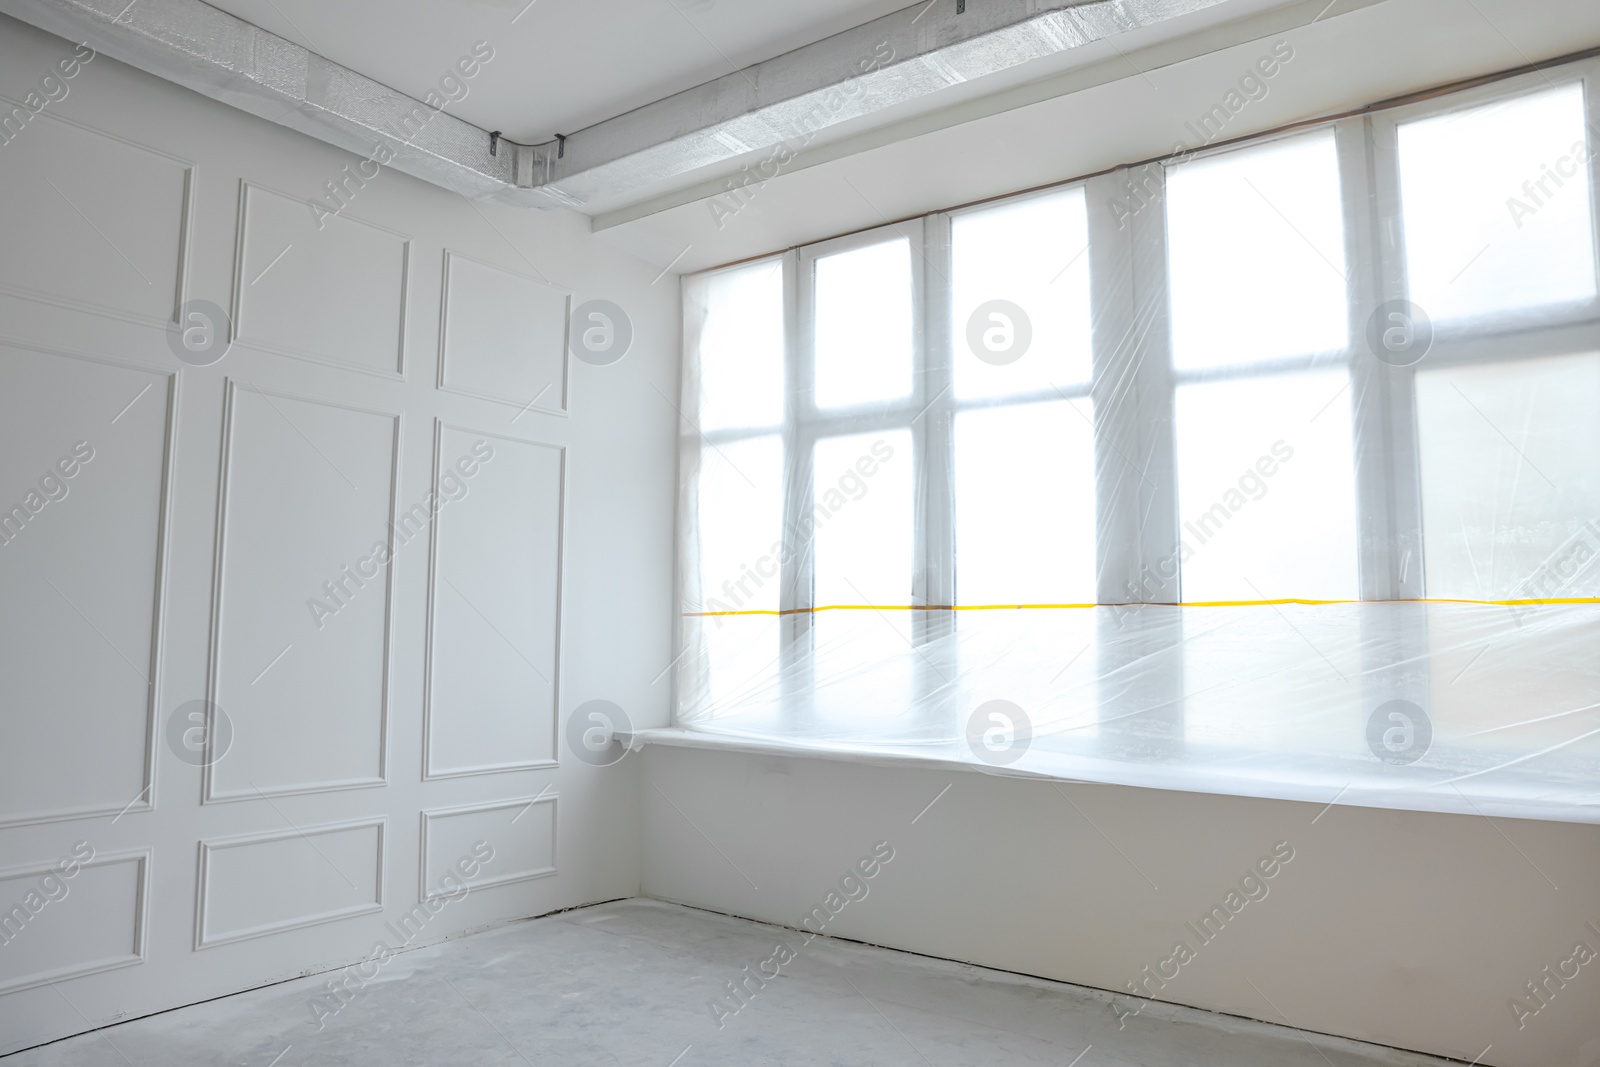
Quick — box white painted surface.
[0,112,189,325]
[0,11,674,1054]
[0,348,170,827]
[0,851,147,996]
[209,383,397,800]
[233,183,410,376]
[424,426,563,778]
[438,252,570,412]
[419,798,556,899]
[196,821,385,948]
[641,745,1600,1067]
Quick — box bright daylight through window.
[675,55,1600,824]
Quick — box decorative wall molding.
[418,795,558,901]
[436,249,571,415]
[230,181,411,381]
[0,100,193,331]
[203,378,399,803]
[194,818,385,950]
[421,420,566,780]
[0,339,176,830]
[0,848,151,995]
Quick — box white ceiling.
[202,0,911,143]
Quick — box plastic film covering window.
[674,56,1600,824]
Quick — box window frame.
[679,52,1600,694]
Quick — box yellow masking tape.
[683,597,1600,617]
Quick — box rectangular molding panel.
[232,182,410,378]
[0,106,191,327]
[438,250,570,413]
[195,820,384,949]
[419,797,557,901]
[0,344,173,828]
[424,424,565,778]
[207,381,399,801]
[0,850,150,995]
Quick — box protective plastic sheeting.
[673,53,1600,824]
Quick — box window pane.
[812,429,914,608]
[1167,131,1349,370]
[695,436,783,707]
[1175,371,1358,601]
[813,238,914,410]
[1417,351,1600,600]
[811,429,916,711]
[952,189,1092,398]
[697,435,783,613]
[955,400,1097,605]
[1398,83,1596,324]
[687,259,785,431]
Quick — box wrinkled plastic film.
[674,55,1600,824]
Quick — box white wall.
[0,13,676,1053]
[641,745,1600,1067]
[634,5,1600,1066]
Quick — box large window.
[678,56,1600,740]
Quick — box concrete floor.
[5,899,1461,1066]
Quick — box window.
[1166,132,1359,601]
[1416,351,1600,599]
[1166,131,1348,370]
[1397,83,1596,324]
[677,56,1600,758]
[950,189,1097,607]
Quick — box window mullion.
[916,213,955,645]
[1090,163,1186,758]
[1361,113,1427,601]
[1587,60,1600,300]
[780,248,814,691]
[1088,164,1180,606]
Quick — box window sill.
[626,725,1600,826]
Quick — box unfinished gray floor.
[5,899,1460,1066]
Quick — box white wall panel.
[419,797,557,901]
[0,850,148,994]
[0,345,171,828]
[196,820,384,948]
[438,251,570,412]
[424,424,563,778]
[232,183,409,377]
[0,108,190,327]
[208,381,397,800]
[0,12,671,1055]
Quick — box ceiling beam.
[534,0,1236,210]
[0,0,565,206]
[0,0,1252,214]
